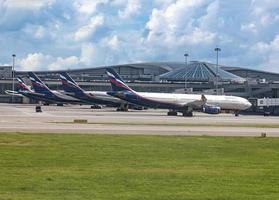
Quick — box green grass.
[0,134,279,200]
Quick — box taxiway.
[0,104,278,136]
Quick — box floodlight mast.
[12,54,16,103]
[214,48,221,95]
[184,53,189,93]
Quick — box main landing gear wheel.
[182,111,193,117]
[35,105,42,113]
[234,111,239,117]
[116,104,129,112]
[167,111,177,116]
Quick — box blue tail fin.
[28,72,52,94]
[106,68,133,92]
[59,72,84,95]
[17,77,32,92]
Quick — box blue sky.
[1,0,279,72]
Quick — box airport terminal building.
[1,61,279,113]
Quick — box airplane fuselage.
[108,91,251,111]
[65,90,127,106]
[44,90,81,104]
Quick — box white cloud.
[48,56,80,70]
[2,0,54,9]
[118,0,141,19]
[19,53,80,71]
[80,42,97,65]
[74,0,108,15]
[198,0,219,30]
[145,0,216,47]
[110,0,126,6]
[241,23,257,34]
[19,53,53,71]
[106,35,119,50]
[153,0,176,8]
[23,25,47,39]
[183,28,216,45]
[1,0,279,72]
[147,0,205,32]
[74,15,104,41]
[249,34,279,72]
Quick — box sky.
[0,0,279,72]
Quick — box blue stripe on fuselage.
[108,91,184,110]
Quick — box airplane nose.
[245,100,252,109]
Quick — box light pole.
[12,54,16,103]
[214,48,221,95]
[184,53,189,92]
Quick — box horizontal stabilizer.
[5,90,22,97]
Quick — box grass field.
[0,134,279,200]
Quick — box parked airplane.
[106,68,252,116]
[28,72,81,104]
[59,72,130,110]
[5,77,30,97]
[5,77,54,103]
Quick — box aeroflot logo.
[59,75,67,81]
[107,71,115,79]
[19,83,28,90]
[60,75,76,87]
[17,78,29,90]
[107,71,126,87]
[30,77,44,87]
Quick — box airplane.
[59,72,130,111]
[5,77,56,104]
[106,68,252,117]
[5,77,31,97]
[28,72,82,105]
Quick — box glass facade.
[160,62,244,82]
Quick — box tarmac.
[0,103,279,137]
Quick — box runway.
[0,103,279,136]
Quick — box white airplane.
[5,77,58,104]
[106,68,252,117]
[59,72,133,111]
[28,72,82,104]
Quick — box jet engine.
[202,104,221,114]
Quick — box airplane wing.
[183,94,207,108]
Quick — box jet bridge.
[257,98,279,116]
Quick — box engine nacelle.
[202,104,221,114]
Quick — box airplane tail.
[17,77,32,92]
[59,72,84,95]
[106,68,134,92]
[28,72,52,94]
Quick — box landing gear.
[182,107,193,117]
[35,105,42,113]
[116,104,129,112]
[167,110,177,116]
[91,105,102,109]
[234,111,239,117]
[182,111,193,117]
